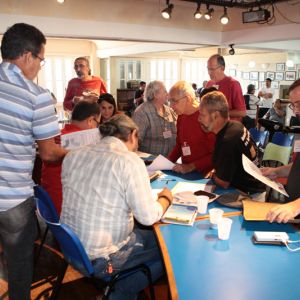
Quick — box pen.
[159,179,176,185]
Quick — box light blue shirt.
[0,62,60,211]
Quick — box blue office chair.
[34,185,59,264]
[271,131,294,147]
[36,198,156,300]
[249,128,269,148]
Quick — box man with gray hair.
[198,91,265,198]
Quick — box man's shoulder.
[220,121,243,141]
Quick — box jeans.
[92,228,164,300]
[0,197,37,300]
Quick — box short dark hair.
[266,77,272,82]
[71,101,100,122]
[247,84,255,94]
[201,91,229,119]
[210,54,226,68]
[288,78,300,94]
[1,23,46,59]
[200,86,217,98]
[98,93,117,115]
[140,81,146,85]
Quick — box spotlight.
[57,0,65,3]
[220,7,229,25]
[194,2,202,19]
[161,0,174,19]
[204,5,214,20]
[229,44,235,55]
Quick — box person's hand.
[260,167,278,180]
[172,163,195,174]
[266,201,300,223]
[157,187,173,204]
[72,96,83,105]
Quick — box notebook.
[161,204,198,226]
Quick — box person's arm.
[267,198,300,223]
[274,107,285,117]
[229,109,246,118]
[172,162,196,174]
[99,78,107,94]
[37,138,68,162]
[213,174,230,189]
[229,81,246,118]
[258,90,265,98]
[261,164,292,179]
[63,81,74,111]
[132,108,148,148]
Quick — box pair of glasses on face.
[33,54,45,67]
[169,95,186,105]
[207,65,221,72]
[288,101,300,110]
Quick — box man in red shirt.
[168,81,215,175]
[206,54,246,122]
[63,56,107,111]
[41,101,100,214]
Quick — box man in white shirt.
[258,78,275,118]
[61,114,172,299]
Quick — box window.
[182,59,207,87]
[117,59,141,88]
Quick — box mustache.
[76,71,83,77]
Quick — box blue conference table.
[154,215,300,300]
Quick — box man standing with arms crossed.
[0,23,67,299]
[206,54,246,122]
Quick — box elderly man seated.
[168,80,215,175]
[198,90,266,200]
[61,114,172,300]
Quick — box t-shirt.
[259,86,275,108]
[206,76,246,122]
[213,121,265,194]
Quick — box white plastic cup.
[209,208,224,229]
[217,217,233,240]
[196,195,209,214]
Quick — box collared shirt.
[133,101,177,156]
[0,62,60,211]
[60,136,163,260]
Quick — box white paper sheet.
[242,154,288,197]
[136,151,152,158]
[146,154,175,171]
[61,128,101,150]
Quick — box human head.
[274,99,281,108]
[99,114,139,151]
[1,23,46,80]
[98,93,117,123]
[140,81,146,90]
[288,78,300,117]
[247,84,256,95]
[198,91,229,134]
[192,83,197,91]
[169,81,198,115]
[265,78,272,88]
[74,57,91,79]
[202,80,208,88]
[199,86,218,99]
[207,54,226,82]
[144,80,168,105]
[71,101,100,129]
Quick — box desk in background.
[154,215,300,300]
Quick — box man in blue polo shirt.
[0,23,67,299]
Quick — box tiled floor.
[0,220,169,300]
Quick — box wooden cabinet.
[116,89,136,112]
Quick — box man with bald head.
[206,54,246,122]
[168,81,215,175]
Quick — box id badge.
[163,130,172,139]
[294,140,300,152]
[182,145,191,156]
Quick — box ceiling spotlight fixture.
[229,44,235,55]
[161,0,174,19]
[204,5,214,20]
[220,7,229,25]
[57,0,65,3]
[194,2,202,20]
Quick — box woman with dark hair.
[98,93,119,124]
[246,84,260,119]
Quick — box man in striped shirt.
[0,23,67,299]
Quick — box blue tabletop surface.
[158,215,300,300]
[151,171,241,214]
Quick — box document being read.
[61,128,101,150]
[146,154,175,172]
[242,154,288,197]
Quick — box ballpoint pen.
[159,179,176,185]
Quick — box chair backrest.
[34,185,60,223]
[262,143,292,166]
[271,132,294,147]
[249,128,269,148]
[45,221,95,277]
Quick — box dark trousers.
[0,197,37,300]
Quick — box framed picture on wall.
[276,63,285,71]
[236,70,242,78]
[249,71,258,80]
[229,69,236,77]
[266,72,275,80]
[286,65,296,71]
[259,72,265,82]
[243,72,250,80]
[285,71,296,81]
[275,72,284,81]
[271,81,279,89]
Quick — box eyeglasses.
[33,54,46,67]
[207,65,221,72]
[169,95,186,105]
[74,64,87,69]
[288,101,300,110]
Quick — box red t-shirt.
[168,110,215,175]
[41,124,82,215]
[206,76,246,122]
[63,76,107,111]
